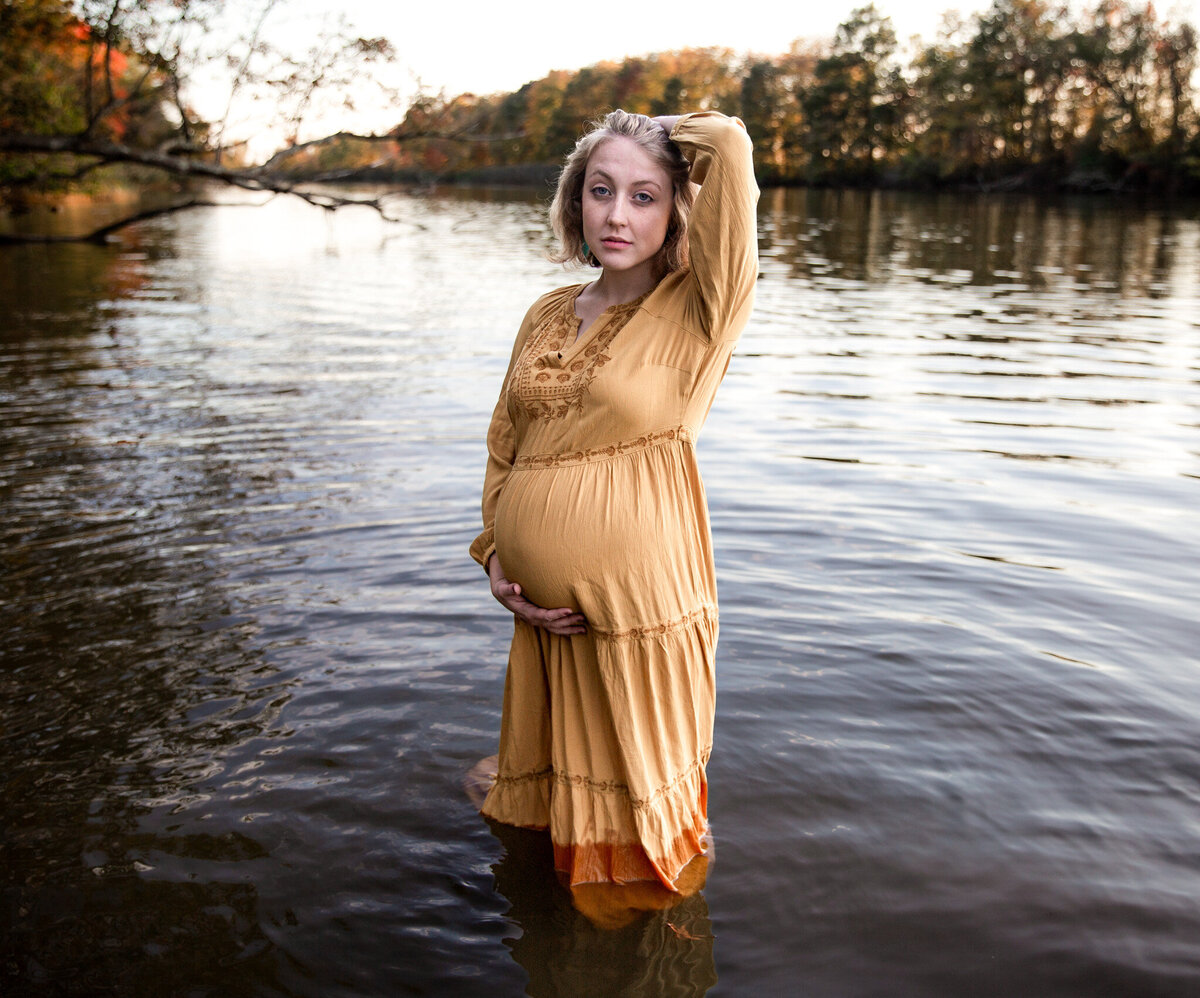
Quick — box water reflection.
[2,228,294,994]
[488,823,716,997]
[757,186,1198,297]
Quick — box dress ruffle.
[482,609,718,890]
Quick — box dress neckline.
[567,283,652,349]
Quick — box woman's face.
[580,136,673,281]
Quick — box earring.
[582,241,591,260]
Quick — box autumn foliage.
[291,1,1200,193]
[2,0,1198,212]
[1,0,176,196]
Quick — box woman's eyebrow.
[585,169,663,190]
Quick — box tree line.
[294,0,1200,194]
[2,0,1198,244]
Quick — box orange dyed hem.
[552,819,709,892]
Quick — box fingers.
[540,619,588,636]
[489,576,588,634]
[537,607,588,636]
[514,601,588,635]
[492,580,524,607]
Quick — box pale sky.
[292,0,998,100]
[306,0,1200,99]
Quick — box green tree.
[1,0,175,192]
[1073,0,1199,177]
[908,13,983,180]
[1157,21,1199,162]
[802,4,904,181]
[0,0,89,137]
[963,0,1070,170]
[1075,1,1159,156]
[739,59,789,181]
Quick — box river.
[2,186,1198,996]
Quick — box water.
[2,186,1198,997]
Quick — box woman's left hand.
[487,555,588,636]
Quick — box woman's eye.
[590,185,610,197]
[634,192,654,204]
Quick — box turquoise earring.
[583,240,591,260]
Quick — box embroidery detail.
[494,766,553,787]
[508,289,648,420]
[512,426,694,470]
[493,750,712,812]
[591,603,719,641]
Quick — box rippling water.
[2,187,1198,997]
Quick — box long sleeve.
[662,111,760,342]
[467,309,534,571]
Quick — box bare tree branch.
[214,0,278,161]
[2,131,402,205]
[0,2,521,244]
[0,129,464,242]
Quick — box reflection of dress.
[470,112,759,889]
[489,822,717,996]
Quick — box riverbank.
[290,158,1200,197]
[5,162,1198,247]
[0,182,200,243]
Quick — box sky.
[304,0,1200,99]
[290,0,998,100]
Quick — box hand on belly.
[487,553,588,635]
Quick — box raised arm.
[659,111,760,341]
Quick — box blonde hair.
[549,109,694,277]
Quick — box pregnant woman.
[469,108,758,920]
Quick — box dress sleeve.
[468,307,534,571]
[668,111,760,341]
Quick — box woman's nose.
[607,199,627,225]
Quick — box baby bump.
[493,448,714,628]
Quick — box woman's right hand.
[487,555,588,636]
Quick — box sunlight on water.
[2,187,1198,997]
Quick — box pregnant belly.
[492,451,713,624]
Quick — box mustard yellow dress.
[469,112,759,889]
